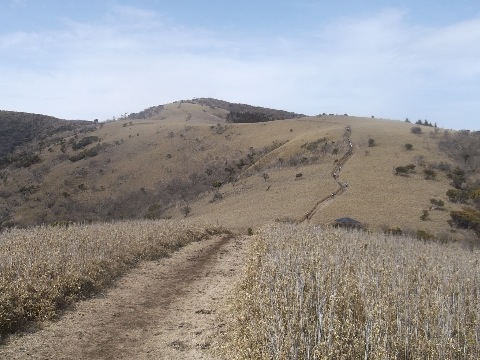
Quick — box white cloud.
[0,6,479,129]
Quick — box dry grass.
[0,220,227,338]
[220,223,480,359]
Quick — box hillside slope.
[1,100,479,240]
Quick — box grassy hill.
[1,99,479,241]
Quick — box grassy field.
[0,220,227,338]
[220,223,480,359]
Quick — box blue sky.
[0,1,479,130]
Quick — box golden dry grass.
[219,223,480,359]
[2,103,472,238]
[0,220,227,337]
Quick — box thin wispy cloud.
[0,4,479,130]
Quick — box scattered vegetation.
[404,143,413,150]
[220,223,480,359]
[368,138,376,147]
[0,220,227,337]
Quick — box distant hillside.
[192,97,305,122]
[0,111,91,157]
[1,100,479,243]
[126,98,304,122]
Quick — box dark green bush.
[404,143,413,150]
[411,126,422,134]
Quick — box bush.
[420,210,430,221]
[416,229,434,240]
[404,143,413,150]
[423,169,437,180]
[411,126,422,134]
[395,166,408,175]
[181,205,191,217]
[430,199,445,207]
[446,189,469,203]
[368,138,375,147]
[72,136,99,150]
[395,164,416,175]
[449,208,480,236]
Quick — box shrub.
[210,190,223,203]
[420,210,430,221]
[406,164,416,172]
[181,205,191,217]
[384,227,403,236]
[423,169,437,180]
[72,136,99,150]
[404,143,413,150]
[368,138,375,147]
[69,147,99,162]
[449,208,480,236]
[395,164,416,175]
[446,189,469,203]
[416,229,434,240]
[430,199,445,207]
[411,126,422,134]
[434,162,451,172]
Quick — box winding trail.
[0,234,249,359]
[299,126,354,223]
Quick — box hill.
[0,111,91,158]
[0,99,479,242]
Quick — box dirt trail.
[0,234,248,359]
[300,126,354,222]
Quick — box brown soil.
[0,234,248,359]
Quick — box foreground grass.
[221,223,480,359]
[0,220,227,338]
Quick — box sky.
[0,1,479,130]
